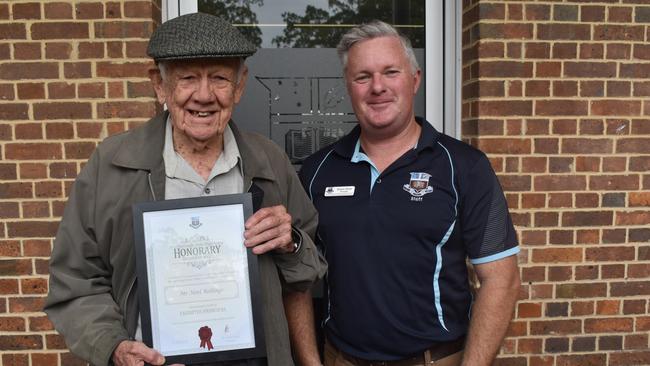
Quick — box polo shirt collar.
[334,117,442,159]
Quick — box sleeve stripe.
[470,246,520,265]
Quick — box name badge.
[324,186,355,197]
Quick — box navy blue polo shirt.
[299,118,519,361]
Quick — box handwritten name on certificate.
[142,204,255,356]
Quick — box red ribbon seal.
[198,326,214,350]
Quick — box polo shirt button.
[376,178,382,184]
[204,187,211,194]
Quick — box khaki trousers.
[323,341,463,366]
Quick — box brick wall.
[1,0,648,365]
[0,1,160,365]
[463,1,650,365]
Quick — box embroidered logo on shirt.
[403,172,434,201]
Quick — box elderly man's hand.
[112,340,165,366]
[244,205,295,254]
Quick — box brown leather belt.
[332,337,465,366]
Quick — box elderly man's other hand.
[244,205,294,254]
[112,340,166,366]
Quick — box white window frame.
[163,0,461,138]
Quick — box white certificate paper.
[142,203,255,356]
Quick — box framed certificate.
[132,194,266,365]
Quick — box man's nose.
[194,77,215,102]
[370,73,386,94]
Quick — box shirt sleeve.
[459,154,519,264]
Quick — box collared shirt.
[163,116,244,199]
[299,117,519,361]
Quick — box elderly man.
[45,13,325,366]
[299,21,520,366]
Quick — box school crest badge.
[403,172,434,200]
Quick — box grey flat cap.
[147,12,257,61]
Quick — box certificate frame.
[133,193,266,365]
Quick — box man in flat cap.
[45,13,326,366]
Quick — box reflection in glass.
[198,0,424,48]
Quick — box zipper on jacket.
[147,172,157,201]
[122,276,137,337]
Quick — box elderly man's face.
[151,58,246,143]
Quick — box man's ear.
[148,67,167,105]
[234,65,248,104]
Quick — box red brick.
[94,21,154,39]
[602,264,626,279]
[585,318,633,333]
[45,122,74,139]
[125,1,154,18]
[60,352,88,366]
[580,43,604,59]
[603,228,626,244]
[498,176,531,192]
[534,176,586,191]
[49,162,77,179]
[518,302,542,318]
[7,221,59,238]
[535,211,558,226]
[576,193,599,208]
[107,41,123,58]
[0,259,32,275]
[15,123,43,139]
[563,211,613,226]
[475,138,530,154]
[621,63,650,78]
[624,334,648,350]
[8,296,45,313]
[65,142,96,160]
[531,319,582,335]
[536,100,588,116]
[0,335,42,350]
[565,62,617,78]
[580,119,604,135]
[105,2,121,18]
[536,61,561,77]
[582,6,605,22]
[635,81,650,96]
[538,24,590,40]
[0,83,15,100]
[590,175,639,190]
[75,2,103,19]
[635,44,650,60]
[522,157,546,173]
[521,230,546,245]
[553,81,577,97]
[553,43,577,59]
[623,299,647,315]
[76,122,103,138]
[525,81,549,97]
[557,283,607,299]
[0,182,33,199]
[549,230,573,245]
[0,62,59,80]
[2,353,29,366]
[13,43,41,60]
[595,24,645,41]
[45,42,72,59]
[78,82,105,98]
[581,80,605,97]
[611,281,650,297]
[43,2,72,19]
[534,138,558,154]
[33,102,92,120]
[45,334,66,350]
[606,44,631,61]
[5,145,56,164]
[16,83,45,100]
[64,62,92,78]
[525,43,550,59]
[30,353,58,366]
[0,278,19,294]
[98,101,156,119]
[587,247,635,262]
[522,266,545,282]
[571,300,595,316]
[617,138,650,153]
[78,41,105,58]
[23,240,51,257]
[48,82,76,99]
[97,61,153,78]
[616,211,650,226]
[0,3,8,19]
[20,278,48,294]
[34,181,62,198]
[592,100,642,116]
[0,24,27,39]
[476,42,504,58]
[532,248,582,263]
[31,22,89,40]
[126,40,149,58]
[19,163,47,179]
[563,138,612,154]
[525,4,550,20]
[518,338,542,354]
[0,316,25,332]
[630,192,650,207]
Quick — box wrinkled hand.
[244,205,294,254]
[112,340,165,366]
